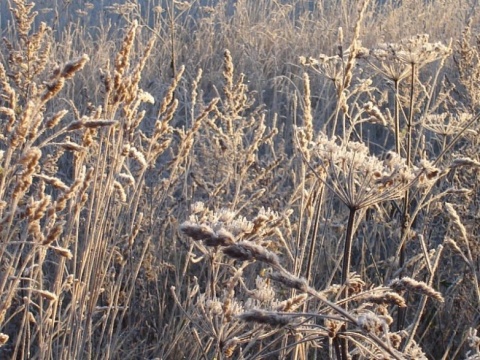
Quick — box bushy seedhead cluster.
[465,328,480,360]
[299,54,345,86]
[424,112,475,137]
[297,129,418,209]
[368,34,451,77]
[180,202,422,359]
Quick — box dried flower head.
[223,241,280,267]
[389,277,444,303]
[368,35,451,81]
[357,312,388,335]
[250,276,275,303]
[299,131,415,209]
[237,309,291,327]
[300,54,344,86]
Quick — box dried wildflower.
[36,289,58,302]
[223,337,239,358]
[223,241,280,267]
[137,89,155,104]
[360,292,406,308]
[214,208,237,224]
[250,276,275,303]
[113,181,127,203]
[363,101,387,126]
[300,131,415,209]
[301,54,344,86]
[395,34,451,66]
[424,112,475,137]
[81,119,117,128]
[50,246,73,260]
[238,309,291,327]
[467,328,480,355]
[389,277,444,302]
[445,203,469,242]
[180,221,235,246]
[389,332,402,349]
[269,271,309,293]
[357,312,387,335]
[117,173,135,187]
[55,140,84,153]
[13,147,42,199]
[204,296,223,316]
[35,174,69,191]
[275,293,309,312]
[367,43,411,82]
[180,221,214,241]
[325,318,343,338]
[0,333,8,346]
[190,202,205,214]
[404,340,428,359]
[42,221,65,245]
[61,54,90,79]
[128,146,147,168]
[415,159,441,186]
[346,272,365,294]
[368,35,450,86]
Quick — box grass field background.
[0,0,479,359]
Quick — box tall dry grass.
[0,0,479,359]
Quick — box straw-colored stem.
[394,79,401,155]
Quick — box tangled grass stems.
[1,0,479,359]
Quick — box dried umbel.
[180,204,285,249]
[395,34,451,67]
[368,43,412,82]
[424,112,476,137]
[299,54,344,85]
[368,34,451,80]
[298,130,416,209]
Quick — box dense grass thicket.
[0,0,479,359]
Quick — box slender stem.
[341,207,358,286]
[398,62,416,331]
[169,0,176,78]
[394,79,401,155]
[305,182,325,283]
[406,63,415,169]
[340,206,358,359]
[403,245,444,351]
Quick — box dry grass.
[0,0,479,359]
